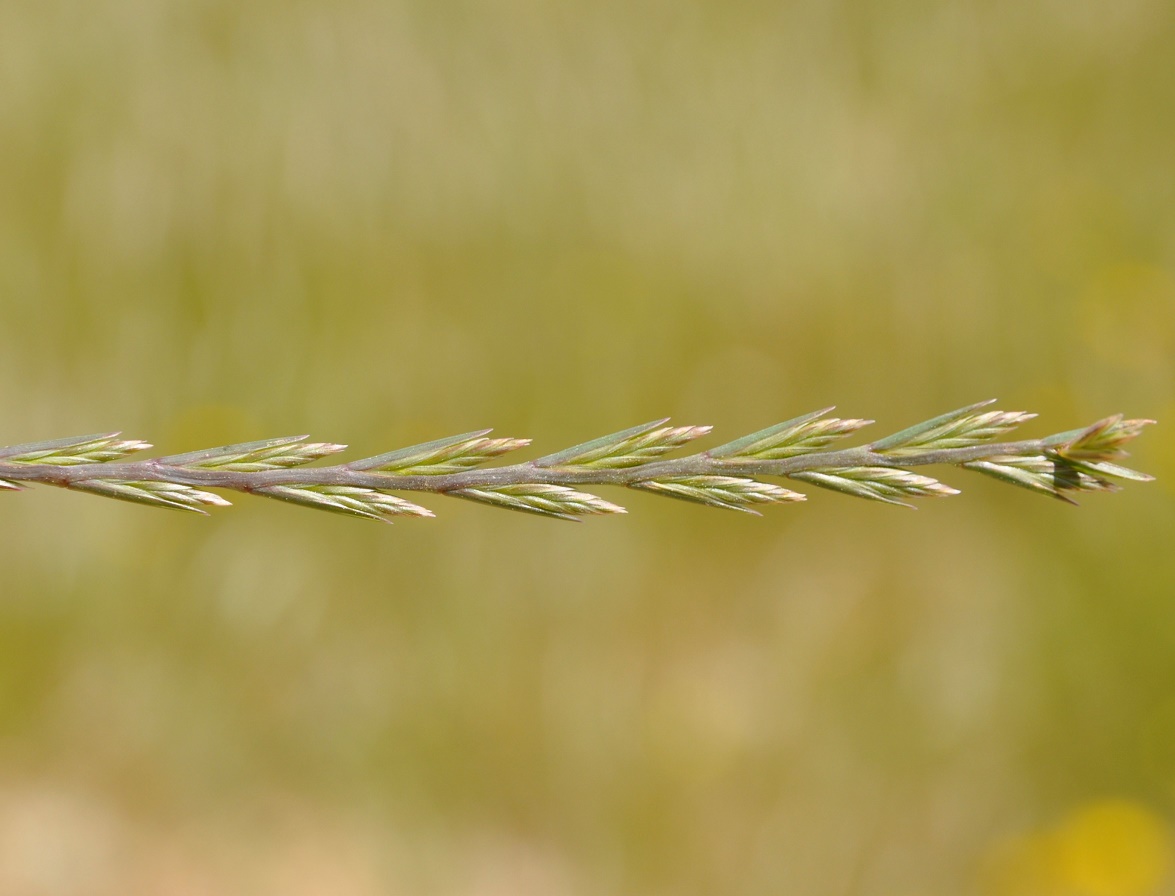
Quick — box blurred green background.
[1,1,1172,893]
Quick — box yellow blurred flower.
[1051,800,1172,896]
[985,800,1172,896]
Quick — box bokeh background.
[1,1,1173,894]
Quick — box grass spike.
[0,402,1155,524]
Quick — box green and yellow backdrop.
[0,1,1172,893]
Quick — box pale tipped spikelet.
[872,400,1037,455]
[254,485,432,521]
[709,409,873,459]
[0,433,152,465]
[70,479,231,514]
[160,436,347,471]
[962,453,1151,505]
[449,484,626,521]
[632,476,805,514]
[789,467,960,508]
[1046,415,1157,462]
[535,420,711,469]
[350,431,531,474]
[0,401,1155,524]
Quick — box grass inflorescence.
[0,401,1156,523]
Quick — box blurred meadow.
[1,0,1173,893]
